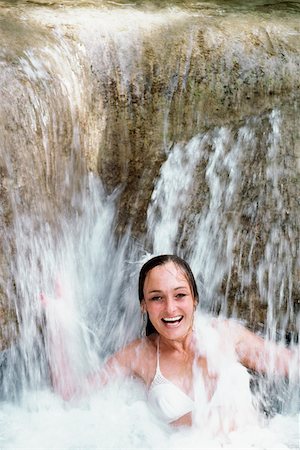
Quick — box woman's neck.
[159,329,195,354]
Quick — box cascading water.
[0,1,299,449]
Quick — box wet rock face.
[88,10,300,227]
[0,3,299,344]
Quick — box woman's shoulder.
[194,313,243,359]
[112,334,157,383]
[122,334,156,353]
[196,312,243,334]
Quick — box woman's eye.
[175,293,186,299]
[151,296,162,302]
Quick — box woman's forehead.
[144,262,189,285]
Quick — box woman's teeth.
[162,315,183,324]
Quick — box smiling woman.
[139,256,198,425]
[45,254,298,430]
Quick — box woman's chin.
[158,322,193,341]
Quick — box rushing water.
[0,118,299,448]
[0,1,299,449]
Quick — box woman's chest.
[135,345,217,399]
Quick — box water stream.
[0,1,299,448]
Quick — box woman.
[46,254,297,429]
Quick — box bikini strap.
[152,336,175,386]
[156,335,161,373]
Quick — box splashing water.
[0,6,299,444]
[0,103,299,448]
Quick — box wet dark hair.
[138,254,199,336]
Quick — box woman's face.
[141,261,196,341]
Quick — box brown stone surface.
[0,5,299,348]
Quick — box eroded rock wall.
[0,4,299,347]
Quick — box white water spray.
[0,4,299,449]
[0,118,299,449]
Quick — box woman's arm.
[44,302,144,399]
[84,341,143,391]
[225,320,298,378]
[40,282,142,399]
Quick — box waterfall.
[0,1,299,448]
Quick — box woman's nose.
[165,297,176,315]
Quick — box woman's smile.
[161,315,183,327]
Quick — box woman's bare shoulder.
[210,315,243,335]
[119,334,156,356]
[106,334,157,379]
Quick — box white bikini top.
[148,337,194,423]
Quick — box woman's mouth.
[161,315,183,327]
